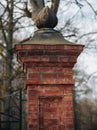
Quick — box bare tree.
[0,0,28,129]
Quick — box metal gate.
[0,89,22,130]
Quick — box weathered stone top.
[21,28,79,45]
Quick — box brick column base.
[16,44,83,130]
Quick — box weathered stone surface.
[35,7,58,29]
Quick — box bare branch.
[0,17,8,44]
[14,2,32,18]
[75,0,83,8]
[76,31,97,42]
[51,0,60,14]
[85,0,97,15]
[23,2,32,18]
[10,66,23,81]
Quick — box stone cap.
[21,28,79,45]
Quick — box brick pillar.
[16,43,83,130]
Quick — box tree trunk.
[4,0,14,129]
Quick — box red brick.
[58,125,65,130]
[63,68,72,74]
[42,73,57,79]
[28,101,37,107]
[61,56,76,63]
[28,68,40,73]
[26,79,42,84]
[23,62,33,70]
[41,67,54,73]
[44,113,52,118]
[64,101,73,107]
[56,45,64,50]
[36,85,45,91]
[54,67,63,72]
[52,125,58,130]
[44,107,57,113]
[44,45,57,49]
[57,73,72,78]
[45,119,58,125]
[28,107,37,113]
[44,126,50,130]
[66,50,82,56]
[28,90,37,95]
[28,119,38,125]
[27,50,42,55]
[64,107,73,112]
[45,90,63,96]
[29,124,38,130]
[18,51,27,57]
[31,45,44,49]
[64,86,72,91]
[65,113,73,118]
[27,86,35,90]
[66,124,74,129]
[69,57,77,62]
[56,78,74,84]
[43,50,55,55]
[42,79,55,84]
[59,56,69,62]
[64,45,74,50]
[28,73,40,79]
[28,113,37,118]
[23,57,40,62]
[20,44,38,50]
[15,45,28,50]
[64,95,73,101]
[28,95,37,101]
[44,112,58,119]
[40,56,49,62]
[61,62,75,67]
[15,44,22,50]
[25,62,73,68]
[49,56,58,62]
[64,90,72,95]
[58,106,64,114]
[65,119,74,124]
[22,45,32,49]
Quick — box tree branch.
[0,17,8,44]
[51,0,60,14]
[85,0,97,15]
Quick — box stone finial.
[30,0,60,29]
[35,6,58,29]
